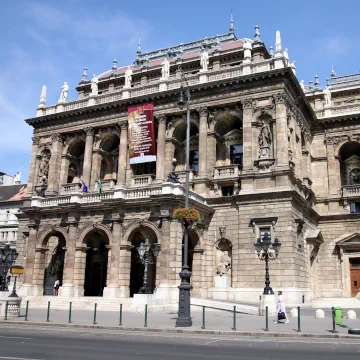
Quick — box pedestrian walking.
[274,290,289,323]
[53,279,60,296]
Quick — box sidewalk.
[2,305,360,338]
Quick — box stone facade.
[17,27,360,305]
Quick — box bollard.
[25,301,29,321]
[144,304,148,328]
[46,301,50,322]
[4,301,8,321]
[332,307,337,333]
[297,306,301,332]
[68,302,72,324]
[232,306,236,330]
[201,306,205,329]
[265,306,269,332]
[93,303,97,325]
[119,304,123,326]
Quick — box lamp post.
[254,233,281,294]
[136,238,160,294]
[175,65,192,327]
[0,244,18,292]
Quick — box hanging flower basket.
[173,207,200,223]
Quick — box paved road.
[0,324,359,360]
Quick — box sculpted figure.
[258,123,272,147]
[200,49,209,72]
[323,87,332,106]
[58,82,69,103]
[161,58,170,80]
[91,74,99,95]
[124,67,133,88]
[39,152,51,180]
[216,251,231,276]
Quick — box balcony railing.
[131,174,156,187]
[213,164,242,180]
[175,170,195,183]
[61,182,82,194]
[342,185,360,198]
[36,57,285,117]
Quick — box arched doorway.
[129,227,158,297]
[83,230,109,296]
[43,233,66,295]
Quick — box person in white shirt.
[274,291,289,323]
[53,279,60,296]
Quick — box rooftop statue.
[161,58,170,80]
[200,49,209,72]
[58,82,69,103]
[124,67,133,89]
[91,74,99,96]
[323,87,332,106]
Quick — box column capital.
[155,113,167,124]
[273,94,286,104]
[117,120,128,130]
[51,133,64,143]
[32,136,40,145]
[197,107,209,118]
[241,99,253,110]
[84,127,95,136]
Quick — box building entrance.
[350,258,360,297]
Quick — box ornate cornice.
[51,133,64,143]
[84,127,95,136]
[117,120,128,130]
[273,94,285,104]
[325,134,351,146]
[32,136,40,145]
[198,107,209,118]
[242,99,253,110]
[155,113,167,124]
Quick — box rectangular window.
[260,227,271,241]
[190,150,199,172]
[230,144,243,167]
[350,202,360,214]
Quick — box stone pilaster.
[46,133,64,195]
[117,121,128,187]
[327,143,342,196]
[242,100,253,170]
[82,127,94,187]
[155,114,167,182]
[73,246,87,297]
[27,137,40,196]
[90,151,102,190]
[22,224,38,296]
[61,222,77,297]
[274,95,289,168]
[118,244,131,298]
[198,107,208,177]
[59,155,70,189]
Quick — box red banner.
[128,104,156,164]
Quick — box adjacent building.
[17,23,360,305]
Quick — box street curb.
[0,320,359,339]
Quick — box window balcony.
[341,185,360,198]
[131,174,156,187]
[60,182,82,195]
[213,164,242,180]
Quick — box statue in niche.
[350,168,360,184]
[39,152,51,182]
[258,122,272,158]
[216,250,231,276]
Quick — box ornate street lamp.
[175,65,193,327]
[136,238,160,294]
[254,233,281,294]
[0,244,18,292]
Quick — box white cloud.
[313,34,353,59]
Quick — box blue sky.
[0,0,359,183]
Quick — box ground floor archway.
[83,230,109,296]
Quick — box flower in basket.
[173,207,200,223]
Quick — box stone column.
[46,133,64,195]
[155,114,167,182]
[61,223,77,297]
[274,95,289,168]
[242,100,253,170]
[27,137,40,196]
[117,121,128,187]
[198,107,208,177]
[118,244,131,298]
[103,220,121,297]
[59,156,70,190]
[327,143,341,196]
[82,127,94,187]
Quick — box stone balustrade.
[101,178,116,190]
[213,164,242,180]
[131,174,156,187]
[30,182,208,207]
[36,58,282,117]
[61,182,82,194]
[175,170,195,183]
[342,185,360,198]
[315,101,360,119]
